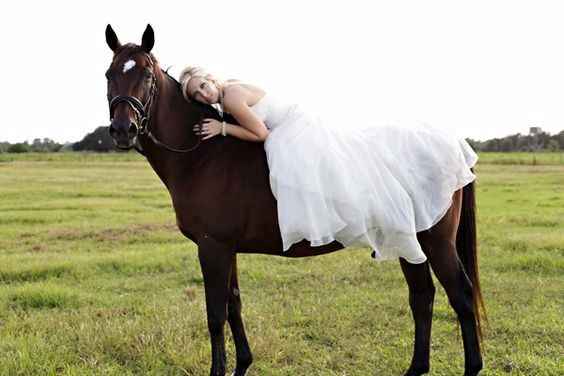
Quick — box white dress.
[249,93,477,264]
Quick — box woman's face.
[186,77,219,104]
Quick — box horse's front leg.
[198,236,234,376]
[227,256,253,375]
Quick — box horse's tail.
[456,179,486,343]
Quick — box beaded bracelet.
[221,121,227,136]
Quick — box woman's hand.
[193,119,222,140]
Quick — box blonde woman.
[180,66,269,142]
[179,66,478,265]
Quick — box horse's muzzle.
[109,120,138,150]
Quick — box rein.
[108,53,202,154]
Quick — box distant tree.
[0,142,10,153]
[508,133,521,150]
[30,138,43,152]
[45,138,63,152]
[537,132,551,149]
[73,126,115,152]
[7,143,29,153]
[557,131,564,150]
[547,139,559,151]
[500,138,514,152]
[516,136,529,151]
[483,138,500,152]
[527,133,544,151]
[28,137,62,152]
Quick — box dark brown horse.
[104,24,485,376]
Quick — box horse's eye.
[105,71,112,80]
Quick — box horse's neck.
[141,75,265,197]
[141,75,202,187]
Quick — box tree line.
[0,127,115,153]
[0,138,65,153]
[467,130,564,152]
[1,127,564,153]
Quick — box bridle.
[108,53,202,154]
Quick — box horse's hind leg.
[227,256,253,376]
[400,258,435,376]
[426,243,482,375]
[426,244,483,375]
[422,192,483,375]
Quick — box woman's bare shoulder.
[224,81,266,107]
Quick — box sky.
[1,0,563,143]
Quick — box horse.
[104,24,485,376]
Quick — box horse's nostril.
[128,123,138,137]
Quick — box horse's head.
[105,24,158,150]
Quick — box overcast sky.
[1,0,563,143]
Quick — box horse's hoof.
[463,362,483,376]
[403,365,430,376]
[463,370,481,376]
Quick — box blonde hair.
[179,66,224,102]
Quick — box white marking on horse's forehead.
[123,59,136,73]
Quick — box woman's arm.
[224,86,269,142]
[195,85,270,142]
[196,118,269,142]
[223,121,267,142]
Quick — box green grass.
[478,151,564,165]
[0,153,562,375]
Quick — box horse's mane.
[160,67,240,125]
[142,56,226,122]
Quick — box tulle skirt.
[264,110,477,264]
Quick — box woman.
[179,66,478,264]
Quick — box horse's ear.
[141,24,155,53]
[105,24,121,52]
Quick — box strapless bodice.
[249,93,301,130]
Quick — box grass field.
[0,152,562,375]
[476,152,564,166]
